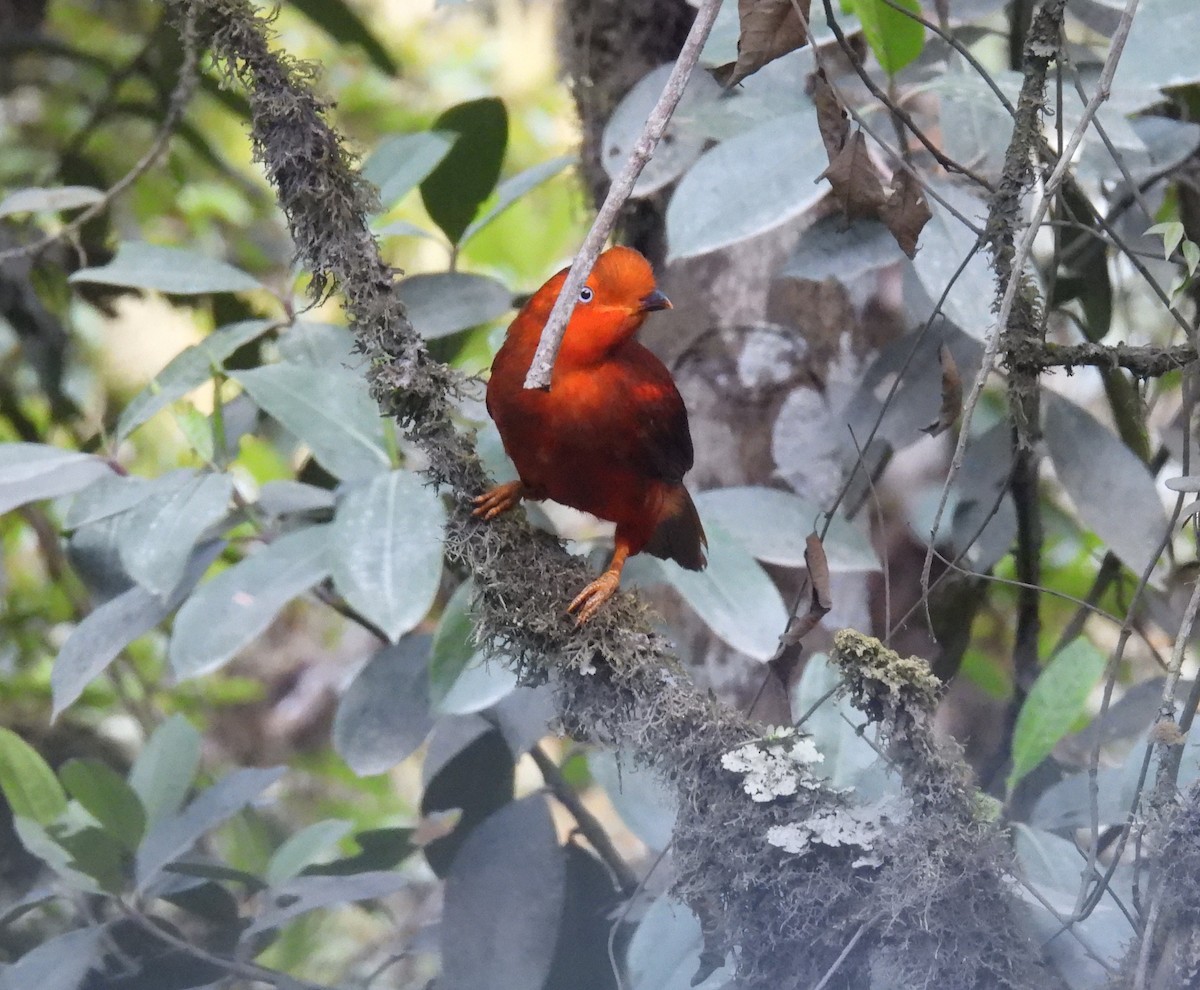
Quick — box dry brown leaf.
[819,129,888,220]
[717,0,812,87]
[880,168,932,258]
[811,67,849,160]
[922,342,962,437]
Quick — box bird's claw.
[472,481,523,520]
[567,570,621,626]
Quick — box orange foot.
[567,570,621,626]
[472,481,523,520]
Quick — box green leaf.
[0,728,68,825]
[0,185,103,217]
[288,0,397,74]
[364,132,456,211]
[850,0,923,75]
[397,272,512,340]
[265,819,353,886]
[171,402,216,461]
[11,818,100,892]
[0,443,112,516]
[420,97,508,244]
[169,525,334,679]
[129,714,202,827]
[329,470,446,642]
[69,242,263,295]
[117,319,274,441]
[53,825,127,892]
[460,155,572,244]
[303,826,415,876]
[1008,640,1107,793]
[58,759,146,850]
[230,364,390,482]
[655,522,789,661]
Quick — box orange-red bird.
[474,246,707,624]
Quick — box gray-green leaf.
[231,364,390,481]
[70,242,262,295]
[169,525,334,679]
[0,444,112,516]
[330,470,445,642]
[397,272,512,340]
[116,473,232,597]
[667,110,827,259]
[117,319,275,440]
[657,522,788,661]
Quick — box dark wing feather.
[609,341,694,483]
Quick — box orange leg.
[567,543,631,626]
[472,480,524,520]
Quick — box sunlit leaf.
[850,0,923,75]
[52,540,222,717]
[0,728,68,826]
[364,131,456,210]
[128,714,202,827]
[461,155,572,243]
[58,759,146,851]
[117,472,233,597]
[656,522,788,660]
[265,819,354,886]
[0,185,103,217]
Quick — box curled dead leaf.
[717,0,813,87]
[819,129,889,221]
[879,168,932,258]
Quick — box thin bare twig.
[522,0,722,390]
[529,743,639,897]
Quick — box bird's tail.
[645,484,707,571]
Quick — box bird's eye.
[579,286,594,303]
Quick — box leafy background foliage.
[2,0,1200,987]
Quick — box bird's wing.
[609,343,694,484]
